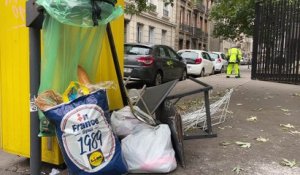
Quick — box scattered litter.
[256,136,269,142]
[281,108,290,112]
[246,116,257,122]
[218,126,232,130]
[276,106,282,108]
[289,130,300,135]
[49,168,60,175]
[284,113,291,116]
[235,141,251,148]
[236,103,243,106]
[280,158,297,168]
[264,96,273,99]
[219,141,232,146]
[280,124,295,129]
[232,166,244,174]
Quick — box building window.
[204,19,208,33]
[186,40,190,49]
[162,30,167,44]
[163,3,169,17]
[149,26,155,44]
[200,17,203,29]
[124,20,129,43]
[187,11,191,26]
[137,23,143,43]
[194,13,197,28]
[180,7,184,24]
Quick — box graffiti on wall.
[5,0,26,23]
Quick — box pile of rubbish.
[36,66,181,174]
[33,0,185,174]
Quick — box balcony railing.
[203,32,208,42]
[149,3,157,13]
[193,3,205,13]
[163,9,169,17]
[191,27,203,39]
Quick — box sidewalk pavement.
[0,66,299,174]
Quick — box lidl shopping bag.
[42,89,128,175]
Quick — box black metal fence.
[252,0,300,84]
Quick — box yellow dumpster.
[0,1,124,165]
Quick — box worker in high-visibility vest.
[226,44,242,78]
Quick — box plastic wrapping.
[122,124,177,173]
[111,106,151,138]
[36,0,123,27]
[37,6,120,136]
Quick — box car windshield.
[209,53,219,61]
[125,45,151,55]
[179,51,198,60]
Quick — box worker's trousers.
[227,63,240,76]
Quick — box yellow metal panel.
[0,0,30,157]
[0,1,124,165]
[97,7,125,110]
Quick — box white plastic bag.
[111,106,149,138]
[121,124,177,173]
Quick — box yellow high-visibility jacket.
[226,47,242,63]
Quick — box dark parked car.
[124,43,187,86]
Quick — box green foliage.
[209,0,256,39]
[125,0,174,15]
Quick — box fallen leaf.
[236,103,243,106]
[256,136,269,142]
[289,130,300,135]
[276,106,282,108]
[226,110,234,114]
[280,124,295,129]
[284,113,291,116]
[292,93,300,97]
[246,116,257,122]
[253,108,263,111]
[232,166,244,174]
[281,108,290,112]
[218,125,233,130]
[235,141,251,148]
[219,141,232,146]
[280,158,297,168]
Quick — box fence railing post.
[252,1,262,80]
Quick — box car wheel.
[220,66,224,73]
[211,68,215,75]
[153,72,163,86]
[180,69,187,81]
[200,69,205,77]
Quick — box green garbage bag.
[36,0,123,136]
[36,0,123,27]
